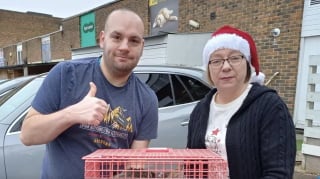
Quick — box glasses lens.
[229,55,243,65]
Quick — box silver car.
[0,64,211,179]
[0,75,37,99]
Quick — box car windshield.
[0,76,44,123]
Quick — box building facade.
[0,10,62,77]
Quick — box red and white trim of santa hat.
[202,25,261,78]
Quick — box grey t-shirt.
[32,57,158,179]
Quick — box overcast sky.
[0,0,115,18]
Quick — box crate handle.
[146,148,170,152]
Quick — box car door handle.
[180,121,189,126]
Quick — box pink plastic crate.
[82,148,228,178]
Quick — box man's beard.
[112,60,137,76]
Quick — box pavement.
[294,171,319,179]
[293,132,320,179]
[294,152,319,179]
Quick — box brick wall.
[95,0,150,37]
[50,31,71,60]
[25,38,42,63]
[0,10,62,47]
[3,46,16,66]
[177,0,304,114]
[61,18,81,52]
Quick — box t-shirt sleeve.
[31,62,72,114]
[135,90,158,140]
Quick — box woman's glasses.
[208,55,244,69]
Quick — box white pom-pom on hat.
[250,72,265,85]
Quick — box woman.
[187,25,296,178]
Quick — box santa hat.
[203,25,260,76]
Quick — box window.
[171,75,193,104]
[176,75,211,101]
[136,73,173,108]
[172,74,211,105]
[9,112,27,133]
[310,0,320,6]
[0,48,4,66]
[16,44,23,65]
[42,36,51,62]
[136,72,211,108]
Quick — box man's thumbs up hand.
[86,82,97,97]
[66,82,109,126]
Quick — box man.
[20,9,158,179]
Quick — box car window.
[136,72,211,108]
[9,112,27,133]
[136,73,173,108]
[175,74,211,101]
[171,75,193,104]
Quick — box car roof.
[0,75,37,94]
[134,64,205,73]
[0,79,9,84]
[134,64,209,83]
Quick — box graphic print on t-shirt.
[104,106,133,132]
[79,106,133,148]
[205,128,222,154]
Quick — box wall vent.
[310,0,320,6]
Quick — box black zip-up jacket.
[187,83,296,179]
